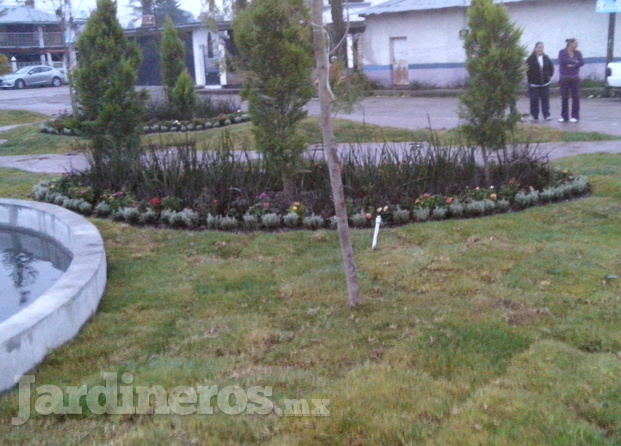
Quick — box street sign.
[596,0,621,13]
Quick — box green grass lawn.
[1,113,621,445]
[0,110,49,127]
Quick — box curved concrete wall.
[0,199,107,393]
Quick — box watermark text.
[12,372,330,425]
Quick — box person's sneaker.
[569,118,578,123]
[544,116,552,121]
[558,118,566,123]
[529,117,538,122]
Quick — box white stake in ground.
[372,215,382,250]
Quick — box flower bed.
[31,170,590,231]
[39,112,251,136]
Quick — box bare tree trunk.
[311,0,361,307]
[481,146,491,186]
[281,171,295,201]
[328,0,346,61]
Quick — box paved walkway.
[1,95,620,174]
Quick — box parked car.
[605,62,621,97]
[0,65,66,89]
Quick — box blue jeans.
[528,85,550,120]
[559,78,580,121]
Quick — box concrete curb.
[0,199,107,394]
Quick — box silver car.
[0,65,65,89]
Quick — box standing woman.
[526,42,554,121]
[558,38,584,123]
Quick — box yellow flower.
[490,193,497,200]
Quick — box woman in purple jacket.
[558,38,584,123]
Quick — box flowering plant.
[373,204,395,222]
[161,196,183,212]
[71,186,95,204]
[288,201,306,218]
[248,192,278,217]
[414,193,446,209]
[100,189,136,212]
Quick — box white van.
[606,62,621,96]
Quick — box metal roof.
[0,6,60,25]
[359,0,532,17]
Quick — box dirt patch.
[498,298,551,326]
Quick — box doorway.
[390,37,409,86]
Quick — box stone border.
[0,199,106,393]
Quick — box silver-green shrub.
[171,209,199,228]
[139,210,158,224]
[62,198,83,212]
[160,209,174,225]
[302,214,324,230]
[283,212,300,228]
[413,207,430,222]
[261,213,280,229]
[497,199,511,212]
[515,190,539,208]
[218,216,238,231]
[54,194,68,206]
[393,207,410,224]
[94,202,112,217]
[351,212,369,228]
[111,210,125,222]
[46,192,60,204]
[32,182,51,201]
[206,214,219,230]
[448,201,464,218]
[430,207,447,220]
[328,216,338,229]
[482,198,496,213]
[571,176,588,194]
[243,214,258,230]
[540,187,555,202]
[464,200,485,217]
[79,201,93,215]
[121,207,140,224]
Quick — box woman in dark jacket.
[526,42,555,121]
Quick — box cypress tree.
[171,69,196,120]
[459,0,526,184]
[232,0,314,199]
[72,0,147,190]
[160,16,186,103]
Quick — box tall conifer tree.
[233,0,314,199]
[160,16,186,103]
[73,0,147,190]
[459,0,525,184]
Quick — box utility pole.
[60,0,79,118]
[606,13,616,75]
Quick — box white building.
[359,0,621,87]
